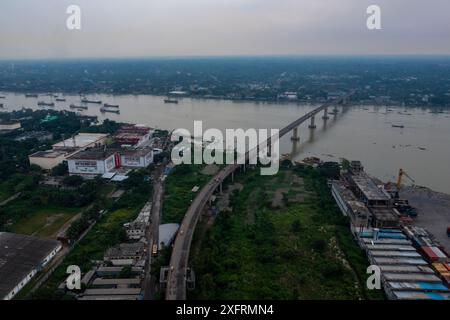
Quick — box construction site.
[331,161,450,300]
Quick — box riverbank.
[401,186,450,254]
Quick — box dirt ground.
[400,186,450,252]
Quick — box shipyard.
[331,160,450,300]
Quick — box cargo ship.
[70,104,88,110]
[103,103,119,108]
[100,107,120,114]
[0,103,4,108]
[81,98,102,104]
[25,94,38,98]
[56,98,66,102]
[37,101,55,107]
[0,95,5,99]
[164,98,178,104]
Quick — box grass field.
[11,207,80,238]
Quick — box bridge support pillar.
[322,108,329,120]
[231,171,234,182]
[308,116,316,129]
[291,127,300,141]
[332,106,339,115]
[219,183,223,194]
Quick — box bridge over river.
[165,92,354,300]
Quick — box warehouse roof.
[0,232,61,299]
[351,173,391,201]
[53,133,108,149]
[29,150,68,159]
[67,148,116,160]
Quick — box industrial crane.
[396,168,416,189]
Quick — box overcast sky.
[1,0,450,59]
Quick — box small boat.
[25,94,38,98]
[0,103,4,108]
[392,124,404,128]
[70,104,88,110]
[37,101,55,107]
[100,107,120,114]
[56,98,66,102]
[164,98,178,104]
[81,98,102,104]
[103,103,119,108]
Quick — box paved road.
[143,167,165,300]
[165,93,352,300]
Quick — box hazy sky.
[1,0,450,59]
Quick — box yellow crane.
[397,168,416,188]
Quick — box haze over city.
[2,0,450,59]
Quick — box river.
[1,92,450,194]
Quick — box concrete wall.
[68,154,115,176]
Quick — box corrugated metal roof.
[392,291,450,300]
[373,257,428,265]
[383,273,442,282]
[387,281,449,291]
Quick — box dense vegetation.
[162,164,211,224]
[189,164,385,300]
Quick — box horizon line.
[2,53,450,63]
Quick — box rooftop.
[53,133,108,149]
[67,148,115,160]
[0,232,61,298]
[29,150,68,159]
[351,173,391,202]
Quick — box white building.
[67,149,117,178]
[119,148,154,168]
[0,121,21,131]
[29,133,109,170]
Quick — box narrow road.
[142,166,165,300]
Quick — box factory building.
[0,232,62,300]
[67,147,155,178]
[118,148,154,168]
[52,133,108,151]
[330,159,449,300]
[29,133,108,170]
[28,150,68,170]
[104,242,145,266]
[113,125,153,147]
[67,149,116,178]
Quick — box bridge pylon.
[291,127,300,141]
[322,107,329,120]
[308,115,317,129]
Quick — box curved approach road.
[166,93,353,300]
